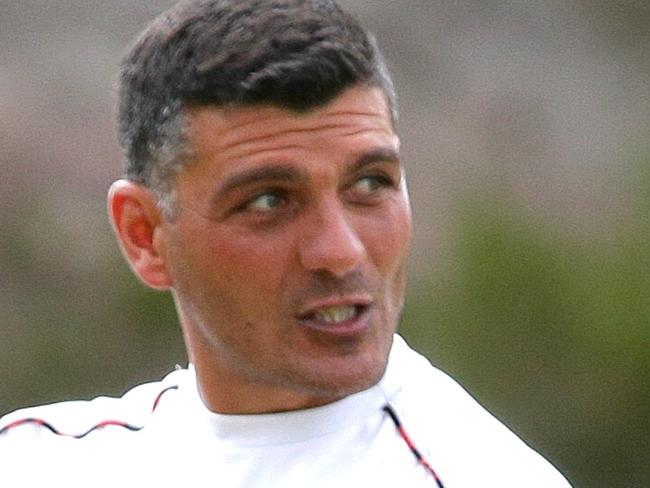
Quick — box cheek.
[202,229,295,300]
[365,200,412,273]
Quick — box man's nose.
[297,199,366,277]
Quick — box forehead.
[182,86,398,180]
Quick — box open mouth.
[297,303,371,335]
[309,304,365,324]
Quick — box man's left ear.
[107,179,172,290]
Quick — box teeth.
[314,306,356,324]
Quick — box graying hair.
[117,0,397,218]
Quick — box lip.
[296,296,373,337]
[296,295,373,317]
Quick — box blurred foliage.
[0,196,185,411]
[2,162,649,488]
[2,168,648,488]
[401,157,650,487]
[1,2,648,487]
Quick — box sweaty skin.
[113,86,412,414]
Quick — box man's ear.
[107,179,172,290]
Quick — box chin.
[305,352,389,400]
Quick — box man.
[0,1,571,486]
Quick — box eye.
[352,174,393,194]
[245,192,285,212]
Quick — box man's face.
[159,86,412,412]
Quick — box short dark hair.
[117,0,396,212]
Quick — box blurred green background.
[1,1,648,486]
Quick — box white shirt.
[0,335,571,487]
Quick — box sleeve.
[390,344,573,487]
[0,369,182,442]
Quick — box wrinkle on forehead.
[185,87,393,159]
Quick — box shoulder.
[386,336,572,486]
[0,367,185,442]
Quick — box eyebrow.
[348,147,400,173]
[212,164,306,204]
[211,146,400,203]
